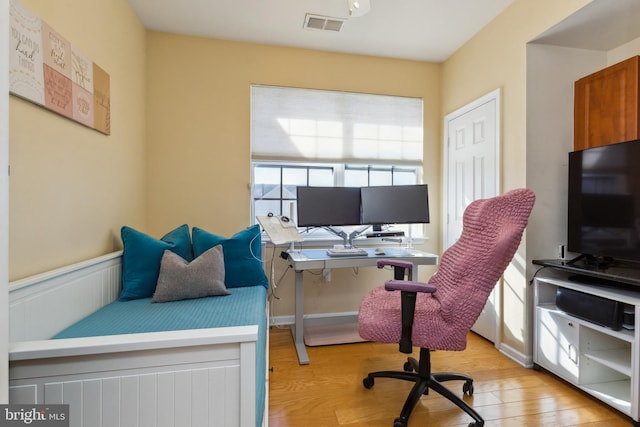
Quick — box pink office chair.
[358,188,535,427]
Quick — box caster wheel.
[403,361,413,372]
[393,417,407,427]
[463,380,474,396]
[363,376,374,389]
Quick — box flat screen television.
[361,184,430,227]
[568,138,640,265]
[296,186,362,227]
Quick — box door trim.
[442,88,502,345]
[1,0,10,403]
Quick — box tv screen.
[361,184,430,225]
[568,139,640,262]
[296,186,362,227]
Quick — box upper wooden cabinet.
[574,56,640,151]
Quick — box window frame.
[251,161,426,244]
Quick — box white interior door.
[443,89,500,343]
[1,0,10,402]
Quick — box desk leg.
[291,269,309,365]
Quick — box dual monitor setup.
[296,184,429,252]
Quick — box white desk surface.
[287,247,438,270]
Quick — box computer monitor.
[296,186,362,227]
[361,184,430,227]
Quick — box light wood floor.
[268,326,632,427]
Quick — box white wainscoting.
[9,251,122,341]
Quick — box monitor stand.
[324,225,371,248]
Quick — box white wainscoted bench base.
[8,251,268,427]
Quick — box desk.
[286,247,438,364]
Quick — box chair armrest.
[385,279,433,354]
[384,280,436,294]
[377,259,414,270]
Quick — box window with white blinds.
[251,85,423,166]
[250,85,425,235]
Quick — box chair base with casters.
[363,347,483,427]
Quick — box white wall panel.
[8,384,36,403]
[19,367,246,426]
[139,374,157,427]
[121,375,138,427]
[83,380,102,427]
[174,371,192,426]
[9,253,122,341]
[101,378,119,427]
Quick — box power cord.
[529,265,547,285]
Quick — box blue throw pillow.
[119,224,193,301]
[192,225,268,289]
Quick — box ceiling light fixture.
[348,0,371,17]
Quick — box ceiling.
[126,0,514,62]
[531,0,640,51]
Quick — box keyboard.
[326,248,368,257]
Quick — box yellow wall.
[442,0,591,355]
[444,0,590,189]
[8,0,147,280]
[145,33,441,236]
[145,32,442,316]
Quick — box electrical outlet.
[558,244,566,259]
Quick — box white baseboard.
[271,312,535,369]
[270,311,358,327]
[498,342,533,368]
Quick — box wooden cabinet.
[574,56,640,151]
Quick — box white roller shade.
[251,85,423,166]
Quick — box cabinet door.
[536,308,580,382]
[574,56,640,151]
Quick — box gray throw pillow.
[152,245,230,303]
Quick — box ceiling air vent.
[304,14,345,32]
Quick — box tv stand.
[533,258,640,288]
[565,253,615,269]
[566,273,635,290]
[533,267,640,425]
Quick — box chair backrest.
[428,188,535,333]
